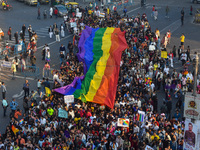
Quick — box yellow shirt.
[151,135,160,141]
[107,8,110,14]
[11,64,16,72]
[2,2,6,6]
[180,35,185,42]
[154,64,158,71]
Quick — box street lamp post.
[193,54,199,97]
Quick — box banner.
[184,119,198,150]
[70,22,77,28]
[76,12,82,18]
[145,145,154,150]
[117,118,129,127]
[184,93,200,120]
[58,108,68,118]
[161,51,167,59]
[18,44,22,51]
[0,61,12,68]
[64,95,74,104]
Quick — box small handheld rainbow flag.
[19,119,24,125]
[31,103,34,107]
[137,110,145,122]
[11,125,19,135]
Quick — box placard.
[18,44,22,51]
[64,95,74,103]
[70,22,77,28]
[184,93,200,120]
[117,118,129,127]
[58,108,68,118]
[161,51,167,59]
[184,119,198,150]
[145,145,154,150]
[76,12,82,18]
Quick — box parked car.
[39,0,49,4]
[54,5,68,17]
[24,0,38,5]
[192,0,200,3]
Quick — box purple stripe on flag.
[77,26,92,74]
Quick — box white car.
[192,0,200,3]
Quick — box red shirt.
[54,9,58,15]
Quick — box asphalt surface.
[0,0,200,133]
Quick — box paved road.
[0,0,200,133]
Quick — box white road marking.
[160,19,180,33]
[127,4,150,15]
[7,75,35,80]
[13,90,24,98]
[37,34,73,50]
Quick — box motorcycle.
[2,4,12,11]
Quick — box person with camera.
[10,98,18,116]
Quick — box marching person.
[59,44,66,56]
[37,7,41,20]
[48,25,53,39]
[7,27,12,41]
[11,61,17,80]
[2,98,8,117]
[50,7,53,18]
[43,62,50,77]
[22,24,26,38]
[28,25,32,42]
[168,51,174,68]
[60,24,65,38]
[53,23,57,35]
[186,46,191,62]
[181,51,187,66]
[1,82,6,99]
[10,98,18,116]
[43,9,47,19]
[55,28,60,42]
[154,9,158,20]
[14,31,18,44]
[23,80,30,97]
[45,49,51,62]
[165,6,169,18]
[180,33,185,50]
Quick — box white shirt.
[110,142,118,150]
[40,118,46,125]
[186,73,193,80]
[164,67,169,74]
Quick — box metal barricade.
[21,65,40,79]
[43,68,58,80]
[14,43,26,55]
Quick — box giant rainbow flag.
[54,26,127,108]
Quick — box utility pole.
[193,54,199,97]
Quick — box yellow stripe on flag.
[45,87,51,97]
[85,28,115,102]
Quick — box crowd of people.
[0,3,198,150]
